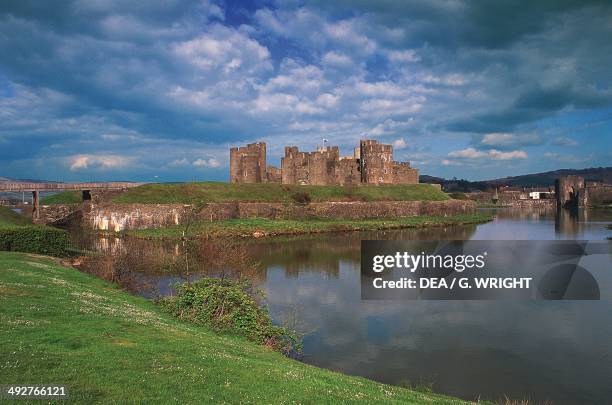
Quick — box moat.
[71,207,612,404]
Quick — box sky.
[0,0,611,182]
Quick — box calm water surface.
[79,208,612,404]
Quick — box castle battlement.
[230,140,418,186]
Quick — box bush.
[0,225,71,256]
[448,192,468,200]
[291,191,311,205]
[159,278,300,355]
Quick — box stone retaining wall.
[86,200,476,231]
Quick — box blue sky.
[0,0,611,182]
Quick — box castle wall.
[84,200,476,231]
[392,161,419,184]
[586,184,612,206]
[308,147,339,185]
[266,166,282,183]
[336,158,361,186]
[237,139,419,186]
[229,142,266,183]
[281,146,344,185]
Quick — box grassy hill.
[41,191,82,204]
[0,252,470,404]
[110,182,449,204]
[421,167,612,191]
[0,206,31,226]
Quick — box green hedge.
[0,225,71,256]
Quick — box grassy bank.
[0,252,471,404]
[0,206,32,226]
[0,207,71,256]
[131,213,492,239]
[41,191,82,205]
[111,182,450,204]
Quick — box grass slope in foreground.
[0,252,471,404]
[132,214,491,239]
[112,182,450,204]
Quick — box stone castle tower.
[229,142,266,183]
[359,140,393,184]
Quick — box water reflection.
[72,208,612,404]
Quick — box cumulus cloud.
[193,158,220,168]
[0,1,610,181]
[447,147,527,161]
[68,155,131,171]
[552,137,578,147]
[479,133,543,148]
[393,138,407,149]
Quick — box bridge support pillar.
[32,191,40,220]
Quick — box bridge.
[0,182,143,219]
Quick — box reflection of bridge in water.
[0,182,143,219]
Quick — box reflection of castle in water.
[556,208,580,236]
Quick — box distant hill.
[485,167,612,187]
[420,167,612,192]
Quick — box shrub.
[0,225,71,256]
[159,278,300,355]
[291,191,311,205]
[448,192,468,200]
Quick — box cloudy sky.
[1,0,611,182]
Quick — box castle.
[230,139,418,185]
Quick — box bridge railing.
[0,182,144,192]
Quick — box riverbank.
[0,252,472,404]
[0,206,72,256]
[129,213,493,239]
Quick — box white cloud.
[481,133,542,147]
[193,158,220,168]
[421,74,466,86]
[173,25,271,75]
[169,158,189,167]
[322,51,353,67]
[387,49,420,63]
[365,118,415,137]
[448,147,527,160]
[393,138,407,149]
[552,137,578,146]
[442,159,463,166]
[68,155,131,171]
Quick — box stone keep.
[230,142,267,183]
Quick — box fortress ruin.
[230,140,418,185]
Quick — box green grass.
[0,207,71,257]
[41,191,82,205]
[0,206,32,226]
[112,182,450,204]
[131,214,492,239]
[0,252,472,404]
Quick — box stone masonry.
[229,142,267,183]
[231,139,418,185]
